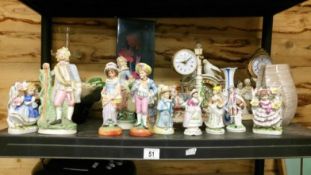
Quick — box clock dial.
[248,49,272,78]
[172,49,197,75]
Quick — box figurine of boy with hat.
[153,84,174,135]
[99,62,123,136]
[130,63,157,137]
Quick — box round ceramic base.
[8,126,38,135]
[205,127,225,135]
[129,127,153,137]
[153,126,174,135]
[98,126,122,136]
[253,128,282,135]
[38,128,77,135]
[118,121,135,130]
[184,127,202,136]
[226,124,246,133]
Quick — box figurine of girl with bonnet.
[183,89,203,136]
[205,85,225,134]
[99,62,123,136]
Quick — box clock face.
[248,52,272,77]
[172,49,197,75]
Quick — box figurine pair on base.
[7,47,82,135]
[7,81,40,134]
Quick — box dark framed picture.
[116,18,155,78]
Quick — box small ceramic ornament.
[205,85,225,134]
[153,84,174,135]
[38,47,81,135]
[241,78,254,115]
[226,87,247,133]
[183,89,203,136]
[202,59,223,81]
[129,63,157,137]
[251,87,283,135]
[7,81,40,134]
[116,56,136,129]
[98,62,123,136]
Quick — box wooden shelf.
[1,119,311,160]
[19,0,306,17]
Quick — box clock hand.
[182,57,191,64]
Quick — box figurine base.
[98,126,122,136]
[226,124,246,133]
[184,127,202,136]
[118,121,135,130]
[205,127,225,135]
[129,127,153,137]
[153,126,174,135]
[8,126,38,135]
[38,128,77,135]
[253,127,282,135]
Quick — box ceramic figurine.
[38,47,81,135]
[226,87,247,133]
[241,78,254,115]
[117,56,133,87]
[129,63,157,137]
[205,85,225,134]
[222,67,237,124]
[153,85,174,135]
[183,89,203,136]
[116,56,136,129]
[7,81,39,134]
[98,62,123,136]
[251,87,283,135]
[202,59,223,81]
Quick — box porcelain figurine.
[202,59,223,81]
[205,85,225,134]
[98,62,123,136]
[38,47,81,135]
[129,63,157,137]
[222,67,237,124]
[7,81,39,134]
[117,56,133,88]
[116,56,136,129]
[153,85,174,135]
[226,87,247,132]
[251,87,283,135]
[241,78,254,115]
[183,89,203,136]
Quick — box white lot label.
[185,148,197,156]
[144,148,160,160]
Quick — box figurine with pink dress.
[251,87,283,135]
[183,89,203,136]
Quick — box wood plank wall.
[0,0,311,174]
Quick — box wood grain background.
[1,0,311,174]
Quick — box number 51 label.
[143,148,160,160]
